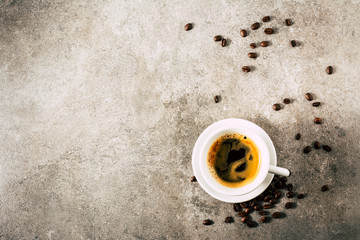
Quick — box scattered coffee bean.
[264,28,274,34]
[238,211,246,217]
[225,216,234,223]
[275,181,286,189]
[258,210,268,216]
[233,203,241,212]
[312,102,321,107]
[250,43,256,49]
[242,66,251,72]
[254,205,262,211]
[303,146,312,154]
[321,185,329,192]
[287,184,293,191]
[291,40,296,47]
[326,66,333,74]
[184,23,193,31]
[260,41,269,47]
[297,194,305,199]
[221,38,227,47]
[260,216,269,223]
[263,204,272,209]
[283,98,291,104]
[190,176,197,182]
[285,19,292,26]
[280,177,288,183]
[247,221,257,228]
[269,199,277,204]
[240,29,247,37]
[264,195,272,202]
[214,35,222,41]
[314,141,321,149]
[314,117,322,124]
[240,202,248,208]
[214,95,220,103]
[241,216,250,223]
[286,191,295,198]
[251,22,260,30]
[248,52,257,58]
[263,16,270,22]
[275,192,282,199]
[322,145,332,152]
[272,212,282,218]
[203,219,213,225]
[305,93,314,101]
[285,202,293,209]
[295,133,301,140]
[273,103,281,111]
[249,200,256,208]
[244,208,252,214]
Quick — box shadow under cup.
[199,127,270,196]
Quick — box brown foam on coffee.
[207,133,260,188]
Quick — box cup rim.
[199,125,270,196]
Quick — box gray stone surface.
[0,0,359,239]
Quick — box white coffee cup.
[198,122,290,196]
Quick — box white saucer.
[192,118,276,203]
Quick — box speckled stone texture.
[0,0,359,239]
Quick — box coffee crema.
[207,133,260,188]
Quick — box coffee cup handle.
[269,165,290,177]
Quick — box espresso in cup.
[207,133,260,188]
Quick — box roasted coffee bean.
[244,208,252,214]
[297,194,305,199]
[322,145,332,152]
[280,177,288,183]
[286,191,294,198]
[275,192,282,199]
[314,141,321,149]
[254,205,262,211]
[233,203,241,212]
[269,199,277,204]
[203,219,213,225]
[264,28,274,34]
[248,52,257,58]
[272,212,282,218]
[326,66,333,74]
[312,102,321,107]
[260,41,269,47]
[263,16,270,22]
[221,38,227,47]
[238,211,246,217]
[249,200,256,208]
[251,22,260,30]
[263,204,272,209]
[264,195,272,202]
[321,185,329,192]
[295,133,301,140]
[260,216,268,223]
[240,202,248,208]
[283,98,291,104]
[214,95,220,103]
[305,93,314,101]
[247,221,256,228]
[225,216,234,223]
[184,23,193,31]
[291,40,296,47]
[214,35,222,41]
[241,216,250,223]
[275,181,286,189]
[240,29,247,37]
[242,66,251,72]
[250,43,256,49]
[303,146,312,154]
[272,103,281,111]
[285,19,292,26]
[258,210,268,216]
[285,202,293,209]
[287,184,293,191]
[190,176,197,182]
[314,117,322,124]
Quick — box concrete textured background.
[0,0,359,239]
